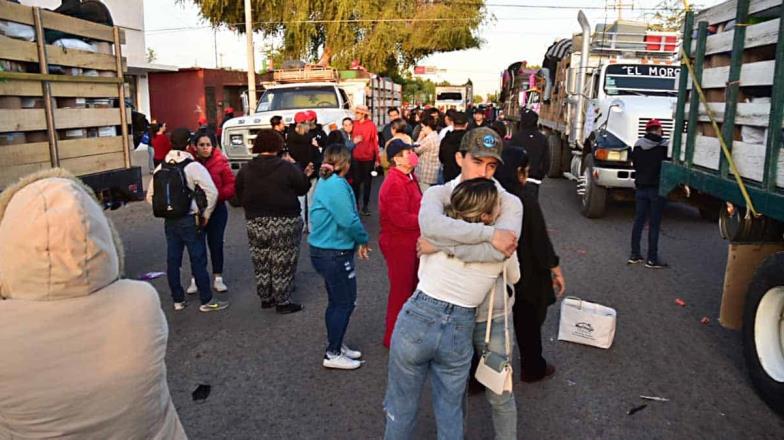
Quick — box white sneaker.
[323,352,361,370]
[213,276,228,292]
[173,301,187,311]
[186,278,197,294]
[341,344,362,359]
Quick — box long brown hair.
[445,178,499,224]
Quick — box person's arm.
[527,194,559,271]
[323,179,369,245]
[372,123,380,164]
[235,166,245,203]
[414,134,435,155]
[418,184,495,245]
[290,163,311,196]
[218,158,236,201]
[187,162,218,220]
[505,251,521,285]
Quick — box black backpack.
[152,159,194,219]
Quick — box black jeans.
[351,159,374,210]
[631,186,665,261]
[513,299,548,379]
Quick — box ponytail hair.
[320,143,351,179]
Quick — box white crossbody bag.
[474,267,513,395]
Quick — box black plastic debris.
[192,384,211,402]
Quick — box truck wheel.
[579,156,607,218]
[560,138,571,174]
[547,134,562,178]
[743,252,784,416]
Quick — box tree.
[485,92,498,103]
[472,95,483,104]
[146,48,157,63]
[399,75,436,106]
[647,0,699,32]
[184,0,487,76]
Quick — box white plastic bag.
[557,296,617,349]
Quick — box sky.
[143,0,722,99]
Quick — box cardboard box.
[720,242,784,329]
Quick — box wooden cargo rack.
[0,1,129,189]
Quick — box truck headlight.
[594,148,628,162]
[230,134,243,146]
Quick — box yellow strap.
[679,47,759,216]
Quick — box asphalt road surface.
[109,176,784,439]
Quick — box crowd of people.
[2,100,603,439]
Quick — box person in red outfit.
[150,121,171,167]
[350,104,379,216]
[378,138,422,348]
[185,129,236,294]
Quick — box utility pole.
[213,28,218,68]
[244,0,257,113]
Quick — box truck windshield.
[604,64,679,96]
[257,86,338,112]
[437,92,463,101]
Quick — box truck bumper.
[80,166,144,209]
[593,166,636,189]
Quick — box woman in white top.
[384,178,519,440]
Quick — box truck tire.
[579,156,607,218]
[546,134,562,178]
[560,138,571,174]
[743,252,784,417]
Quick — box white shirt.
[416,251,520,309]
[438,125,454,141]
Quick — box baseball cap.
[197,115,207,125]
[452,111,468,125]
[224,106,234,114]
[645,118,662,130]
[386,138,414,160]
[305,110,317,121]
[294,111,308,124]
[459,127,504,163]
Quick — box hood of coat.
[0,168,124,301]
[636,133,668,150]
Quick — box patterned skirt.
[246,216,304,304]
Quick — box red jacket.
[188,147,236,202]
[151,133,171,161]
[378,167,422,242]
[352,118,379,162]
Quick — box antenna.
[611,0,635,20]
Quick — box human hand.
[354,135,363,143]
[416,238,437,257]
[304,162,315,177]
[491,229,518,257]
[551,266,566,298]
[311,138,319,147]
[198,215,209,229]
[283,152,295,163]
[357,244,371,260]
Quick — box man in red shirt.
[350,104,379,216]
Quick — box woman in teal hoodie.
[309,143,371,370]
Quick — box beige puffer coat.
[0,169,187,439]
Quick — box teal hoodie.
[308,174,369,250]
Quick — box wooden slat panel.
[0,108,120,131]
[39,10,123,44]
[696,0,781,26]
[0,1,34,26]
[0,71,122,84]
[0,163,49,189]
[688,60,775,89]
[0,80,119,98]
[0,142,50,166]
[684,135,784,187]
[684,102,772,126]
[696,18,780,55]
[0,109,47,131]
[59,151,125,176]
[59,136,124,160]
[46,44,120,71]
[54,108,120,130]
[0,34,38,63]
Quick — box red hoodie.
[352,118,379,162]
[188,147,236,202]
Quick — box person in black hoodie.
[628,119,669,269]
[496,146,566,383]
[236,129,314,314]
[509,108,549,198]
[438,111,469,182]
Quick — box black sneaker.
[260,300,275,309]
[276,302,303,314]
[645,259,669,269]
[627,255,643,265]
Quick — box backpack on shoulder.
[152,159,193,218]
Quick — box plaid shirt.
[415,131,441,184]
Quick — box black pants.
[351,159,374,210]
[513,299,549,379]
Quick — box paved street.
[109,176,784,439]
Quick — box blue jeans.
[309,246,357,354]
[631,186,666,261]
[472,314,517,440]
[384,291,476,440]
[205,201,228,274]
[165,216,213,305]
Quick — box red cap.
[305,110,317,121]
[645,118,662,130]
[224,106,234,114]
[294,111,308,123]
[197,115,207,125]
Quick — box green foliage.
[485,92,498,103]
[647,0,698,32]
[400,75,436,105]
[184,0,487,76]
[472,95,483,104]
